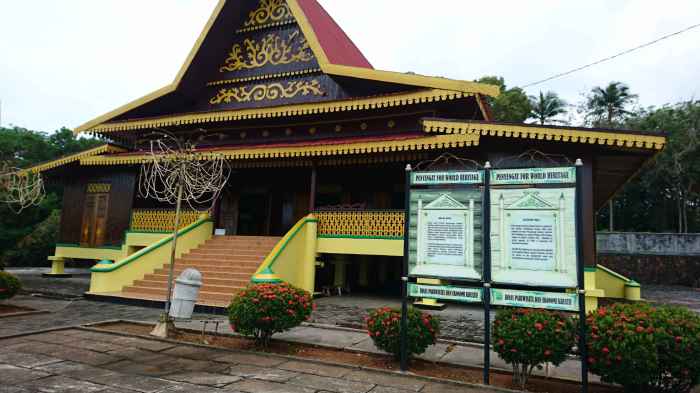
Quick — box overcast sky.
[1,0,698,133]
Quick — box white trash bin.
[169,268,202,319]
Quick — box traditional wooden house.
[28,0,665,310]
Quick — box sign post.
[575,159,588,393]
[400,164,412,372]
[482,162,492,385]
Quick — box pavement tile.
[288,373,375,393]
[0,364,50,385]
[88,373,178,393]
[5,341,66,356]
[279,360,351,378]
[23,331,82,345]
[344,370,425,391]
[346,338,385,355]
[214,352,286,367]
[48,347,122,366]
[34,361,121,382]
[277,327,367,348]
[157,382,241,392]
[228,379,315,393]
[0,386,35,393]
[439,347,508,370]
[226,364,298,382]
[420,382,488,393]
[161,345,224,360]
[163,371,241,387]
[18,375,106,393]
[0,351,64,368]
[64,339,124,353]
[0,337,32,346]
[165,357,230,373]
[367,387,418,393]
[415,343,451,363]
[111,336,177,352]
[101,360,178,378]
[106,347,173,364]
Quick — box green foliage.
[365,307,440,360]
[584,81,637,127]
[587,303,700,393]
[0,126,102,266]
[598,100,700,232]
[477,76,532,122]
[0,271,22,300]
[529,91,567,125]
[0,210,60,268]
[228,282,313,347]
[492,308,576,389]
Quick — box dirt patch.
[0,304,37,317]
[93,322,620,393]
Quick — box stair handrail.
[254,214,318,276]
[91,214,212,273]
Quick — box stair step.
[186,251,269,258]
[123,286,241,302]
[132,279,250,292]
[144,273,252,282]
[177,256,264,264]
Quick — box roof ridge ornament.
[244,0,293,28]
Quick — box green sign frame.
[491,167,576,185]
[490,288,579,311]
[408,283,482,303]
[411,171,483,186]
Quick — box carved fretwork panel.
[201,74,350,111]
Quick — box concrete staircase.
[121,236,280,307]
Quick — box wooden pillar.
[309,165,317,212]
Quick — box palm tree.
[529,91,567,125]
[586,82,637,127]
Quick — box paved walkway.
[1,328,494,393]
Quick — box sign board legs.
[575,160,588,393]
[400,164,412,372]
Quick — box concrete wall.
[597,232,700,287]
[597,232,700,256]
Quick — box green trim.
[125,230,172,235]
[254,218,318,278]
[625,280,641,287]
[55,243,81,248]
[584,267,597,273]
[318,234,403,240]
[56,243,123,251]
[597,264,633,283]
[91,218,213,273]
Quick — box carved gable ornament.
[243,0,293,29]
[424,194,467,210]
[220,30,314,73]
[505,191,556,210]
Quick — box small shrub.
[0,271,22,300]
[587,303,700,393]
[492,308,576,389]
[366,307,440,360]
[228,282,313,347]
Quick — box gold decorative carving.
[87,183,111,193]
[210,79,324,105]
[315,210,405,238]
[220,30,313,72]
[244,0,292,28]
[130,209,199,232]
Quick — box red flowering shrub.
[366,307,439,360]
[587,303,700,393]
[492,308,576,389]
[228,282,313,347]
[0,271,21,300]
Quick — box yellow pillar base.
[624,281,642,301]
[43,257,72,278]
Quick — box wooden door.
[219,192,239,235]
[81,192,109,247]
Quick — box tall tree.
[477,76,532,122]
[585,81,637,127]
[529,91,567,125]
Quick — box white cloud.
[0,0,698,132]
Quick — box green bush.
[0,209,59,268]
[587,303,700,393]
[228,282,313,347]
[0,271,22,300]
[365,307,440,360]
[493,308,576,389]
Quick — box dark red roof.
[296,0,373,69]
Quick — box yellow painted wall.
[89,218,213,293]
[595,265,637,299]
[316,237,403,256]
[124,232,170,247]
[254,215,317,293]
[55,246,125,261]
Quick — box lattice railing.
[130,209,202,233]
[314,210,405,239]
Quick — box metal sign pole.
[482,162,492,385]
[400,164,412,372]
[575,159,589,393]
